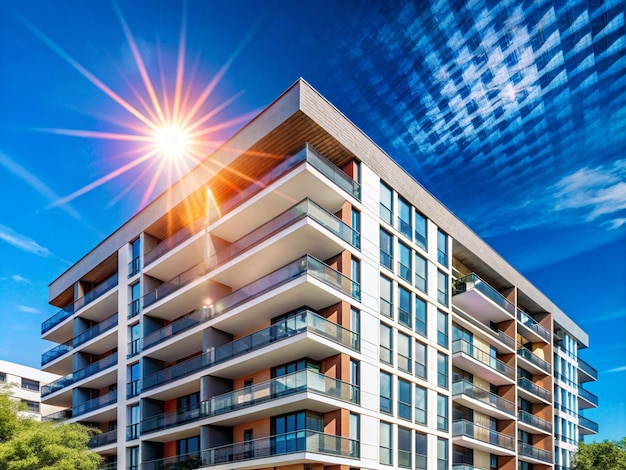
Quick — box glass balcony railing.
[578,358,598,381]
[144,218,205,267]
[141,307,210,353]
[578,414,599,432]
[142,261,209,308]
[452,380,515,416]
[42,409,72,422]
[142,430,359,470]
[42,273,118,334]
[41,353,118,397]
[578,385,599,406]
[518,410,552,432]
[72,390,117,417]
[518,442,552,462]
[452,466,489,470]
[517,377,551,402]
[517,347,551,373]
[452,273,515,315]
[42,313,118,366]
[128,255,141,277]
[517,309,550,341]
[452,420,515,450]
[452,339,514,379]
[88,430,117,449]
[142,310,359,392]
[218,143,361,218]
[142,369,359,434]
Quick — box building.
[0,359,63,420]
[40,79,598,470]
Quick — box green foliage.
[0,390,101,470]
[571,437,626,470]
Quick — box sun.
[154,125,190,159]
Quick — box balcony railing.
[42,409,72,422]
[144,218,205,266]
[42,273,118,334]
[218,143,361,218]
[517,377,551,402]
[578,358,598,381]
[452,420,515,450]
[142,310,359,392]
[578,385,599,406]
[452,273,515,315]
[88,430,117,449]
[41,313,118,366]
[517,309,550,341]
[142,307,210,353]
[452,380,515,415]
[142,369,359,434]
[517,346,551,373]
[578,414,599,432]
[72,390,117,417]
[452,339,514,379]
[42,353,118,397]
[518,410,552,432]
[141,430,359,470]
[518,442,552,462]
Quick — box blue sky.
[0,0,624,441]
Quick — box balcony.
[141,307,210,355]
[88,430,117,449]
[517,309,550,343]
[42,409,72,422]
[42,273,118,337]
[141,311,359,398]
[517,410,552,433]
[145,218,205,267]
[452,273,514,323]
[517,377,551,403]
[452,339,515,385]
[518,442,552,463]
[578,358,598,382]
[578,385,599,408]
[452,307,515,352]
[142,430,359,470]
[72,390,117,418]
[142,369,359,435]
[452,420,515,455]
[578,414,599,434]
[452,380,515,419]
[42,313,118,369]
[42,353,118,399]
[517,346,551,374]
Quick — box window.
[129,238,141,277]
[437,310,449,348]
[272,411,323,454]
[380,229,393,270]
[414,212,427,251]
[129,322,141,357]
[398,378,412,420]
[21,378,39,391]
[129,282,141,319]
[21,400,40,412]
[398,426,412,468]
[380,276,393,318]
[414,253,427,293]
[437,229,448,266]
[397,197,412,239]
[351,208,361,247]
[351,257,361,298]
[380,324,393,364]
[437,270,448,306]
[177,436,200,455]
[398,242,412,282]
[398,286,412,328]
[437,352,449,388]
[415,432,427,469]
[415,341,427,379]
[380,371,392,414]
[379,422,392,465]
[350,307,360,350]
[272,359,319,378]
[128,404,140,440]
[128,446,140,470]
[128,362,140,398]
[349,413,360,441]
[398,332,411,373]
[437,394,448,431]
[437,437,448,470]
[414,385,427,425]
[0,373,5,383]
[415,296,427,337]
[380,182,393,225]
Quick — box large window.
[380,182,393,225]
[380,276,393,318]
[129,238,141,277]
[397,197,412,240]
[398,332,411,373]
[272,411,323,454]
[415,296,427,337]
[21,378,39,391]
[415,341,427,379]
[437,352,449,389]
[128,404,140,440]
[379,422,392,465]
[398,286,412,328]
[380,229,394,270]
[415,212,427,251]
[129,281,141,319]
[437,310,449,348]
[414,253,427,293]
[380,371,392,414]
[398,426,412,468]
[177,436,200,456]
[437,229,448,266]
[415,432,427,469]
[398,378,412,421]
[437,394,448,431]
[380,323,393,364]
[415,385,427,425]
[398,242,412,282]
[437,438,449,470]
[437,270,448,306]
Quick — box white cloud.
[602,217,626,230]
[17,305,40,314]
[605,365,626,373]
[11,274,30,283]
[0,225,51,257]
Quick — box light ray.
[173,1,188,124]
[39,129,154,142]
[186,110,260,139]
[186,91,244,133]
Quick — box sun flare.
[155,125,190,159]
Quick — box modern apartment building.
[0,359,63,420]
[40,79,597,470]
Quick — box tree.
[571,437,626,470]
[0,390,101,470]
